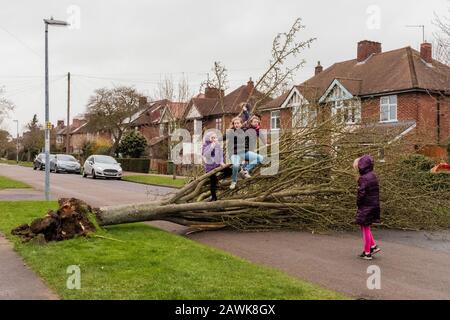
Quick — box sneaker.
[239,169,251,179]
[359,252,373,260]
[230,182,237,190]
[370,245,381,255]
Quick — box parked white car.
[83,155,122,179]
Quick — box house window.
[292,104,317,128]
[380,95,397,122]
[271,110,281,130]
[215,118,222,130]
[333,100,360,124]
[159,123,166,136]
[193,119,202,134]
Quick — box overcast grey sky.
[0,0,448,135]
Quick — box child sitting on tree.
[227,116,264,190]
[353,155,381,260]
[202,131,225,201]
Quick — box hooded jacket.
[202,138,224,173]
[355,155,381,225]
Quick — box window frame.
[215,118,222,131]
[380,95,398,123]
[270,110,281,131]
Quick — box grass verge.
[0,201,346,300]
[0,176,30,189]
[123,175,187,188]
[0,159,33,167]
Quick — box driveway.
[1,164,449,300]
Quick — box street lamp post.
[44,17,69,201]
[13,120,19,164]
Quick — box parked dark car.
[33,153,55,170]
[50,154,81,174]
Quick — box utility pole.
[66,72,71,154]
[13,120,19,164]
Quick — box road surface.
[1,164,449,300]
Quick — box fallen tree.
[12,117,450,242]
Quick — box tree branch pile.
[12,117,450,242]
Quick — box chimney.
[205,86,224,99]
[420,42,432,64]
[357,40,382,62]
[247,78,254,91]
[57,120,65,128]
[315,61,323,76]
[139,96,148,108]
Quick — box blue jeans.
[230,151,264,182]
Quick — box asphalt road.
[1,164,449,300]
[0,163,176,206]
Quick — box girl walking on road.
[354,155,381,260]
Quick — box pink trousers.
[360,225,376,254]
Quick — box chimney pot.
[315,61,323,76]
[420,42,432,64]
[357,40,382,62]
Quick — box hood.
[94,162,121,170]
[57,160,80,166]
[358,155,374,175]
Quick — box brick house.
[260,40,450,148]
[184,79,268,135]
[130,99,188,172]
[56,117,112,154]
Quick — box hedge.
[117,158,150,173]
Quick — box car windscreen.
[94,156,117,164]
[39,154,55,159]
[57,155,77,162]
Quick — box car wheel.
[40,164,44,171]
[92,170,97,179]
[33,165,37,170]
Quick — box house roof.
[131,100,168,126]
[160,101,189,123]
[302,46,450,97]
[341,120,417,145]
[185,82,270,118]
[259,85,322,111]
[70,122,89,135]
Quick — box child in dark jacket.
[202,132,224,201]
[354,155,381,260]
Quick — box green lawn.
[123,175,187,188]
[0,201,346,300]
[0,176,30,189]
[0,159,33,167]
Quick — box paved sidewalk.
[0,234,58,300]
